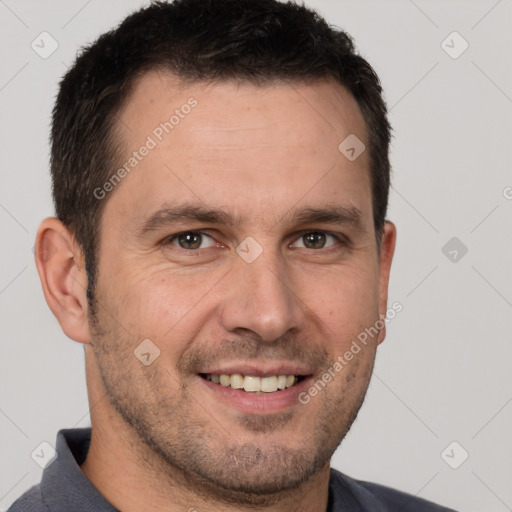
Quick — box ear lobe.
[376,221,397,345]
[34,218,91,344]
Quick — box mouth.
[199,373,308,394]
[196,363,315,414]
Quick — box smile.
[199,373,307,393]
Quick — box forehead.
[119,71,368,148]
[105,71,372,231]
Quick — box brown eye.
[303,232,327,249]
[167,231,215,250]
[293,231,340,250]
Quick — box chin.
[166,434,335,504]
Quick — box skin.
[35,72,396,512]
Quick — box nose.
[219,249,305,343]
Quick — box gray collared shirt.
[8,428,456,511]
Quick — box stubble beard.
[86,294,375,506]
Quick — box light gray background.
[1,1,511,510]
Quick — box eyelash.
[163,230,348,252]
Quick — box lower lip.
[197,375,313,414]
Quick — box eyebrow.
[134,202,365,237]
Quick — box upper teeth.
[204,373,297,392]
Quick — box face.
[87,72,394,501]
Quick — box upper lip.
[199,362,313,377]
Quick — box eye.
[163,229,345,253]
[292,231,342,250]
[166,231,216,250]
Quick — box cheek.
[313,267,380,337]
[99,242,380,357]
[110,269,216,351]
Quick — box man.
[9,0,455,510]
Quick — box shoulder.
[329,468,457,512]
[7,484,49,512]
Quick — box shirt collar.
[40,428,119,512]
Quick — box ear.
[376,221,397,345]
[34,218,91,344]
